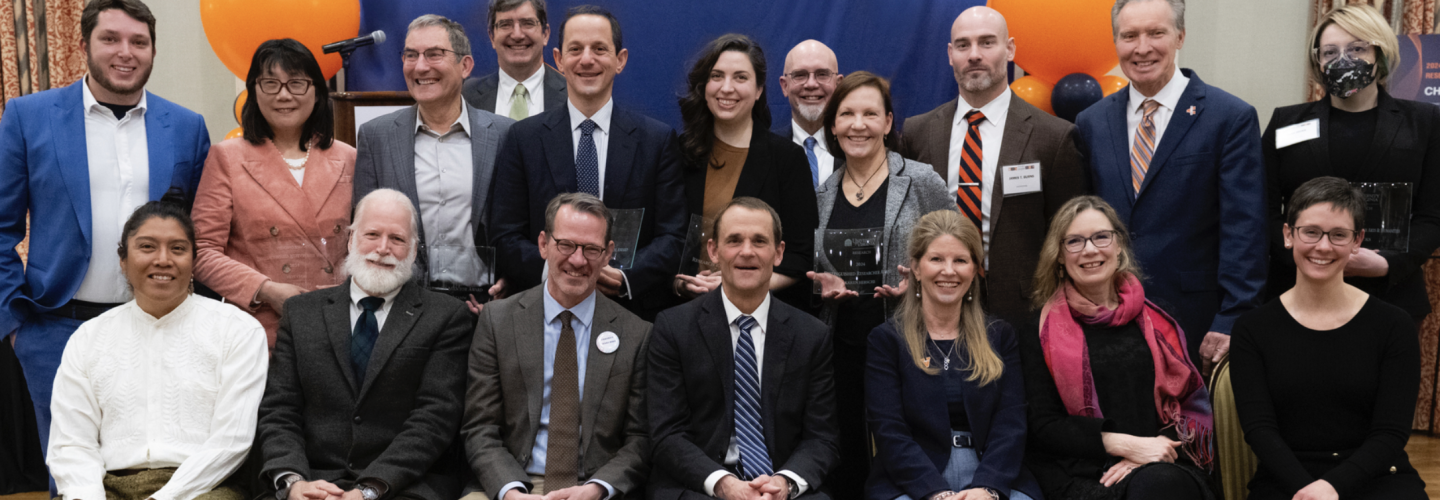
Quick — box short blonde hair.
[1307,4,1398,88]
[1029,196,1144,310]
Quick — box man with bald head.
[777,40,842,187]
[898,6,1087,324]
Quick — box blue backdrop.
[347,0,987,132]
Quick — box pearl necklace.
[275,140,312,171]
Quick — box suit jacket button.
[354,416,362,424]
[282,264,292,274]
[270,226,280,237]
[324,266,334,274]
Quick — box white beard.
[346,249,415,295]
[794,100,826,124]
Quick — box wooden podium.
[330,91,414,147]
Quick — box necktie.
[803,137,820,187]
[351,296,384,383]
[509,84,530,121]
[956,110,986,229]
[1131,100,1160,194]
[577,119,600,197]
[733,315,773,480]
[545,310,581,489]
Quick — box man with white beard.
[258,188,473,500]
[776,40,842,187]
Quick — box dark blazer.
[0,80,210,334]
[1262,90,1440,317]
[353,103,515,279]
[462,286,652,498]
[898,94,1089,324]
[463,66,568,114]
[646,290,839,500]
[258,280,472,500]
[489,105,687,315]
[1074,69,1267,356]
[865,320,1043,500]
[681,131,820,308]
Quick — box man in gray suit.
[355,14,516,308]
[463,192,650,500]
[259,188,473,500]
[897,6,1088,324]
[463,0,567,119]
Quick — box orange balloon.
[233,89,247,124]
[201,0,361,80]
[1098,75,1129,96]
[1010,75,1054,115]
[989,0,1118,84]
[225,127,244,140]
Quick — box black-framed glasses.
[549,235,606,260]
[1063,230,1117,253]
[256,78,313,96]
[403,48,462,64]
[494,18,542,32]
[1314,41,1373,65]
[786,69,836,84]
[1292,226,1358,245]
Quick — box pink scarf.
[1038,274,1214,469]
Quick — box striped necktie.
[1131,100,1160,194]
[733,314,773,479]
[956,110,985,229]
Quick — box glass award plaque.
[814,227,885,295]
[678,214,710,277]
[1352,182,1412,253]
[607,208,645,270]
[426,244,495,295]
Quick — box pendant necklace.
[847,158,887,201]
[927,336,959,371]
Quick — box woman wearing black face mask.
[1262,6,1440,350]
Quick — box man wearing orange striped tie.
[897,6,1088,325]
[1074,0,1267,374]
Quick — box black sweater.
[1230,296,1420,496]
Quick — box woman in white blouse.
[48,198,268,500]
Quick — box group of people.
[0,0,1432,499]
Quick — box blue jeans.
[895,431,1034,500]
[13,312,84,494]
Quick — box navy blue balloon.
[1051,73,1104,123]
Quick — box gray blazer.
[462,286,652,498]
[815,151,954,319]
[463,66,568,114]
[353,103,515,275]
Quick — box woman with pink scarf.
[1018,196,1215,500]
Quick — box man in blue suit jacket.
[0,0,209,466]
[489,5,685,320]
[1075,0,1265,371]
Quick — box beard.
[958,71,999,94]
[793,100,826,124]
[86,50,151,98]
[345,248,416,296]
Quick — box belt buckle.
[952,434,972,448]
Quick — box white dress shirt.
[1125,67,1189,155]
[496,67,546,119]
[348,280,402,332]
[48,295,268,500]
[74,77,149,303]
[948,87,1011,251]
[414,103,479,281]
[702,289,809,497]
[567,99,613,201]
[789,121,835,185]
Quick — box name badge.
[596,331,620,354]
[1001,162,1042,196]
[1275,118,1320,149]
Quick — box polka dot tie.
[577,119,600,197]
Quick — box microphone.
[323,30,386,54]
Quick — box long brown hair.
[1029,196,1144,310]
[893,210,1001,384]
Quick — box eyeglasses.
[549,235,606,260]
[1063,230,1117,253]
[1314,41,1373,65]
[494,18,542,32]
[256,78,313,95]
[786,69,837,85]
[1291,226,1358,245]
[403,48,463,64]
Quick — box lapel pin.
[597,331,620,354]
[1186,106,1196,116]
[406,310,414,316]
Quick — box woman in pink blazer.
[194,39,356,348]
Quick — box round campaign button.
[596,331,620,354]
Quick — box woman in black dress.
[1231,177,1425,500]
[1019,196,1215,500]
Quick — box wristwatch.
[360,485,381,500]
[275,474,302,500]
[982,488,1000,500]
[782,476,799,500]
